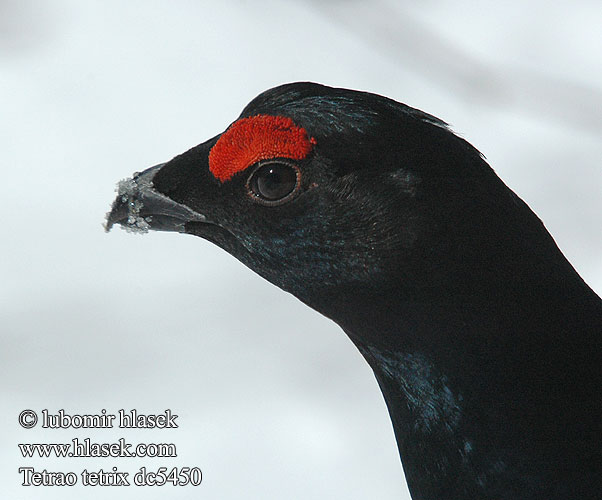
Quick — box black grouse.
[106,82,602,500]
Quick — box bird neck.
[357,343,471,500]
[312,281,602,500]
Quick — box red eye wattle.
[208,115,316,182]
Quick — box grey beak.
[105,163,206,233]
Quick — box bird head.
[106,82,524,324]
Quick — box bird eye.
[247,161,300,205]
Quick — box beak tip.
[105,162,205,235]
[104,174,153,234]
[104,203,153,235]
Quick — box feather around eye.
[208,115,316,182]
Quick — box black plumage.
[106,82,602,500]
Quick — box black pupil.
[254,163,297,201]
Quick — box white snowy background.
[2,1,601,499]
